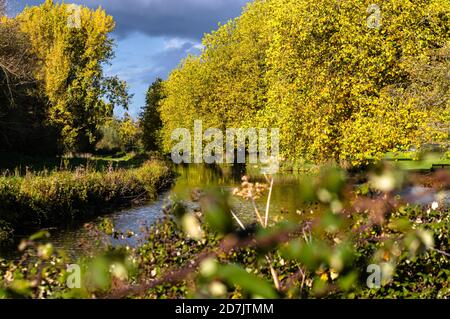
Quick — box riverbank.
[0,165,448,299]
[277,151,450,174]
[0,160,173,244]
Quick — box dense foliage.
[0,0,131,154]
[160,0,449,165]
[0,9,55,154]
[140,78,164,152]
[96,115,142,154]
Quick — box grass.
[270,150,449,173]
[0,159,173,241]
[0,151,150,175]
[394,159,450,171]
[384,151,450,171]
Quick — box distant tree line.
[95,78,165,155]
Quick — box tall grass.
[0,160,173,230]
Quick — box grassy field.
[0,151,151,175]
[384,151,450,171]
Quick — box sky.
[6,0,249,118]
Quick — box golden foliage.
[160,0,449,165]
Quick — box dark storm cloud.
[9,0,249,40]
[107,0,249,39]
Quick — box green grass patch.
[0,151,150,175]
[0,160,173,237]
[384,151,450,171]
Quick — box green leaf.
[29,230,50,241]
[217,264,278,299]
[201,191,233,235]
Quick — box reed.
[0,160,173,232]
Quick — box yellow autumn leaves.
[12,0,116,150]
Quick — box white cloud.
[163,38,192,50]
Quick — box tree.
[160,0,272,152]
[160,0,450,166]
[119,113,141,152]
[1,1,131,155]
[0,13,58,153]
[263,0,449,165]
[141,78,164,152]
[95,120,121,154]
[96,115,141,154]
[16,0,131,152]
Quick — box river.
[1,164,448,261]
